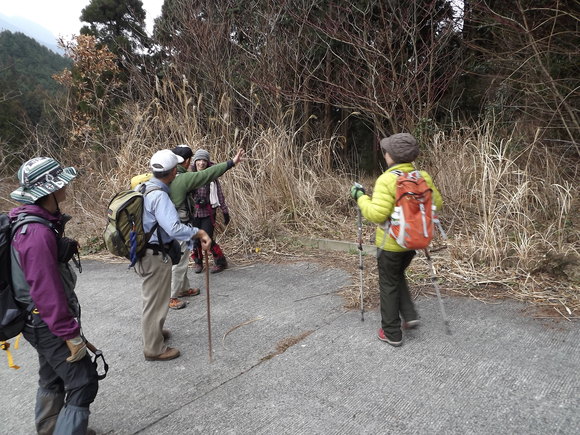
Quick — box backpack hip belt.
[145,242,171,254]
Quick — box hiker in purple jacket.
[9,157,99,435]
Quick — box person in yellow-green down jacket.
[350,133,443,347]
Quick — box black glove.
[223,213,231,226]
[57,237,80,263]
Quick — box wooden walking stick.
[205,250,213,362]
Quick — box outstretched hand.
[232,148,245,165]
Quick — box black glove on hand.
[223,213,231,226]
[57,237,80,263]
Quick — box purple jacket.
[9,205,80,339]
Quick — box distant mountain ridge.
[0,12,63,54]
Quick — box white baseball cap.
[150,149,184,172]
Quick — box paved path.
[2,260,579,434]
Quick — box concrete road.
[2,260,578,434]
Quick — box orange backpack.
[387,170,434,250]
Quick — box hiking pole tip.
[444,321,452,335]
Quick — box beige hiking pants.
[136,249,171,357]
[170,240,191,298]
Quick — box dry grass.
[427,126,579,274]
[260,330,314,361]
[0,99,578,321]
[218,240,579,322]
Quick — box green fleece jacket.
[169,161,234,208]
[357,162,443,252]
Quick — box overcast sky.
[1,0,164,39]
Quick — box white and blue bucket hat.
[10,157,77,204]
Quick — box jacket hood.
[387,162,416,172]
[9,204,63,224]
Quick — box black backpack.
[0,213,52,342]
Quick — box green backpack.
[103,184,160,267]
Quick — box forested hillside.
[0,31,71,152]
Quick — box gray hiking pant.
[23,324,99,435]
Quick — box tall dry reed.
[1,85,577,285]
[428,125,577,275]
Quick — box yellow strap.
[1,337,22,370]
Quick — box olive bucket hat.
[10,157,78,205]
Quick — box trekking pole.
[205,250,213,362]
[357,208,365,322]
[85,341,109,380]
[423,248,451,335]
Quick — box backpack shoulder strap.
[139,183,162,196]
[9,214,53,314]
[138,184,161,239]
[11,214,53,237]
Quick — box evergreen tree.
[0,31,70,154]
[80,0,151,68]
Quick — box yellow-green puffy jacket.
[357,162,443,252]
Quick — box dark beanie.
[171,144,193,160]
[379,133,420,163]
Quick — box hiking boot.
[162,329,171,340]
[178,288,201,297]
[210,263,226,274]
[168,298,187,310]
[144,347,180,361]
[194,263,203,273]
[403,319,420,330]
[377,328,402,347]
